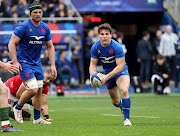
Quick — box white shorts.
[8,88,30,109]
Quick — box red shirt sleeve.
[42,85,49,96]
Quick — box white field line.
[102,114,160,118]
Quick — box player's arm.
[89,57,98,75]
[41,95,53,121]
[16,83,26,99]
[101,57,125,85]
[45,40,57,78]
[8,34,22,71]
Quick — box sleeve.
[147,41,153,55]
[91,44,98,59]
[42,85,49,96]
[14,24,26,39]
[114,44,125,58]
[174,41,178,52]
[136,41,140,58]
[159,35,164,55]
[45,26,52,41]
[164,63,170,75]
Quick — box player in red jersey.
[5,69,55,121]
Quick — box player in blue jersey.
[89,23,132,126]
[8,2,57,125]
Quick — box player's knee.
[120,88,129,96]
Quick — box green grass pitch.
[2,93,180,136]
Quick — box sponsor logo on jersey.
[29,36,44,44]
[29,29,32,32]
[109,48,113,54]
[29,41,43,44]
[99,56,115,63]
[31,36,44,40]
[98,50,101,54]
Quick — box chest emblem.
[109,48,113,54]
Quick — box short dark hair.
[142,31,149,37]
[156,54,164,60]
[98,23,112,34]
[59,50,64,56]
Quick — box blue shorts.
[105,67,129,89]
[20,63,44,82]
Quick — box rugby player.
[8,2,57,124]
[89,23,132,126]
[6,69,55,121]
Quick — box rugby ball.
[90,72,102,88]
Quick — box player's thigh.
[116,75,130,97]
[108,86,120,104]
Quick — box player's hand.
[51,65,57,78]
[162,73,168,79]
[13,61,22,74]
[43,117,53,121]
[89,76,94,87]
[100,73,108,85]
[3,60,19,74]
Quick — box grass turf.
[2,93,180,136]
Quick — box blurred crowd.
[0,0,75,23]
[136,25,180,94]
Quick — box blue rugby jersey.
[91,39,128,73]
[14,18,51,65]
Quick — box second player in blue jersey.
[90,23,132,126]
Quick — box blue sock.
[34,109,41,120]
[121,97,131,121]
[15,103,23,110]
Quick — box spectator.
[0,0,6,17]
[55,50,72,86]
[84,29,94,85]
[111,29,118,41]
[117,32,127,54]
[151,54,170,95]
[54,3,67,17]
[3,0,11,17]
[17,0,28,17]
[136,31,153,83]
[174,30,180,93]
[159,25,178,80]
[12,12,19,24]
[40,1,49,17]
[69,33,83,87]
[152,30,162,56]
[92,26,99,43]
[67,9,76,23]
[0,50,10,63]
